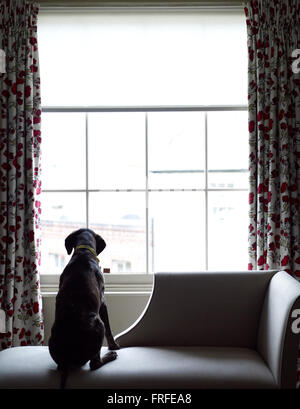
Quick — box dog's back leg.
[89,349,118,370]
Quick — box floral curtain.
[245,0,300,386]
[0,0,43,349]
[246,0,300,276]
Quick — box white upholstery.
[1,270,300,389]
[0,345,275,389]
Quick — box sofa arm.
[114,272,161,347]
[257,271,300,388]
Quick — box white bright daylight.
[38,8,249,274]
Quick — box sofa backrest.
[117,271,277,348]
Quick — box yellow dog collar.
[75,245,100,264]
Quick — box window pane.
[89,113,145,190]
[148,112,205,189]
[148,192,205,272]
[42,113,86,190]
[89,192,146,273]
[38,10,247,106]
[208,191,248,270]
[40,192,86,274]
[207,111,248,189]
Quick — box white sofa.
[0,270,300,389]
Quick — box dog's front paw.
[103,350,118,363]
[108,341,120,350]
[90,357,102,371]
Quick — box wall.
[42,292,151,345]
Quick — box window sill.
[40,273,154,296]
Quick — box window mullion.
[145,112,149,275]
[86,112,89,228]
[205,112,208,270]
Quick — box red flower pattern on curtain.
[0,0,44,349]
[245,0,300,387]
[245,0,300,276]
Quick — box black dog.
[48,228,119,388]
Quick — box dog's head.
[65,229,106,255]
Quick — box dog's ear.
[95,234,106,255]
[65,231,78,255]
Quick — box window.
[112,260,132,273]
[38,7,248,275]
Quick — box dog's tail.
[58,366,69,389]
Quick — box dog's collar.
[74,245,100,264]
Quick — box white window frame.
[40,105,248,294]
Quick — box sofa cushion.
[0,346,58,388]
[0,346,276,389]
